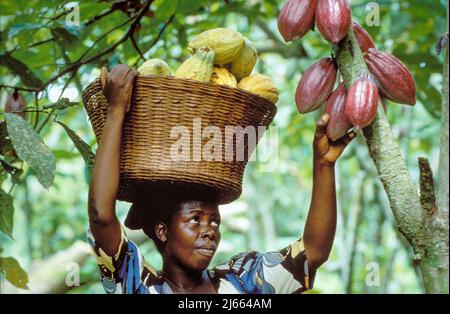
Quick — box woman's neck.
[161,262,205,291]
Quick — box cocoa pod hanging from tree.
[364,48,416,105]
[4,90,26,119]
[344,73,379,129]
[277,0,318,42]
[315,0,351,44]
[295,57,337,114]
[352,20,375,52]
[325,83,352,141]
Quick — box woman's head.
[139,197,221,271]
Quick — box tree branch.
[74,13,138,64]
[1,0,153,95]
[84,5,121,27]
[256,18,308,59]
[132,13,175,67]
[130,33,146,61]
[0,85,37,92]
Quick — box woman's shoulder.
[209,240,310,293]
[213,248,289,275]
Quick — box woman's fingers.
[333,131,357,152]
[124,70,140,113]
[125,70,140,86]
[314,113,330,139]
[100,66,109,91]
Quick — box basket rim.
[83,75,278,110]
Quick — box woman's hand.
[313,113,356,167]
[100,64,139,116]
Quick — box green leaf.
[51,27,79,47]
[421,86,442,119]
[0,256,29,289]
[3,113,55,189]
[0,54,43,89]
[43,98,79,110]
[53,149,81,160]
[155,0,179,22]
[8,23,46,37]
[0,188,14,239]
[55,121,95,169]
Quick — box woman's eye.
[189,217,199,223]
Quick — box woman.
[87,64,356,294]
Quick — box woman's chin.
[189,251,215,269]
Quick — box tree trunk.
[428,19,449,293]
[335,28,449,293]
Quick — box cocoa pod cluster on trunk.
[295,57,337,114]
[278,0,417,140]
[345,73,379,129]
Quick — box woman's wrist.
[107,106,126,120]
[313,158,335,170]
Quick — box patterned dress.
[87,226,312,294]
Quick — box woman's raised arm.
[88,65,139,256]
[303,114,355,274]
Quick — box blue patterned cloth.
[87,226,312,294]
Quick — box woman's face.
[163,200,221,270]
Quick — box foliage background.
[0,0,447,293]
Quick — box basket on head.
[82,76,277,204]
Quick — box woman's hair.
[139,197,183,253]
[133,184,220,254]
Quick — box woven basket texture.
[82,76,277,204]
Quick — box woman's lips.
[196,246,216,257]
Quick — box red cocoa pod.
[277,0,318,42]
[365,48,416,105]
[4,91,26,119]
[345,73,379,129]
[325,83,352,141]
[296,57,337,114]
[352,20,375,52]
[315,0,351,44]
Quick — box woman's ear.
[155,222,168,243]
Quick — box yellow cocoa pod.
[188,28,245,65]
[238,73,279,104]
[175,47,215,82]
[210,67,237,88]
[137,58,172,76]
[229,38,258,80]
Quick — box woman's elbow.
[88,195,116,225]
[307,252,330,271]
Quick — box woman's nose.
[201,227,217,240]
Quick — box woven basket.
[82,76,277,204]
